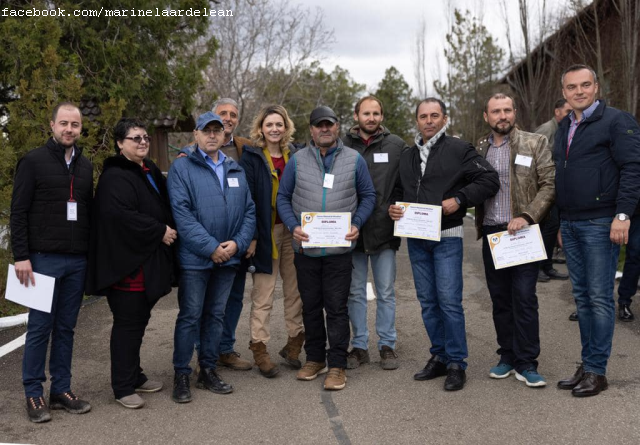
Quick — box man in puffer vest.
[277,106,376,390]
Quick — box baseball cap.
[309,106,338,126]
[195,111,224,130]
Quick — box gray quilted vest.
[292,142,359,256]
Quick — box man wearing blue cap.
[168,112,256,403]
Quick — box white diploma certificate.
[301,212,351,248]
[487,224,547,269]
[5,265,56,313]
[393,202,442,241]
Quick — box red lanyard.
[69,175,75,202]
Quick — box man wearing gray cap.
[277,106,376,390]
[168,111,256,403]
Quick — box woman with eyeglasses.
[86,118,177,408]
[239,105,304,378]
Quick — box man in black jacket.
[343,96,408,371]
[10,102,93,422]
[389,98,499,391]
[555,65,640,397]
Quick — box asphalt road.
[2,218,640,445]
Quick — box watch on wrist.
[454,196,461,206]
[615,213,629,221]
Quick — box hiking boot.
[217,351,252,371]
[324,368,347,390]
[26,396,51,423]
[296,361,328,380]
[172,373,191,403]
[249,341,280,378]
[116,394,145,409]
[346,348,370,369]
[49,391,91,414]
[196,368,233,394]
[379,346,399,370]
[135,379,163,393]
[279,331,305,369]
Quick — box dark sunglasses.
[125,135,151,144]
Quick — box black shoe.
[346,347,370,369]
[196,368,233,394]
[544,268,569,280]
[557,364,584,390]
[568,311,578,321]
[49,391,91,414]
[172,373,192,403]
[26,396,51,423]
[618,304,634,322]
[537,270,550,283]
[414,355,447,381]
[571,372,608,397]
[444,364,466,391]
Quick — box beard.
[490,121,514,135]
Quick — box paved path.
[1,219,640,444]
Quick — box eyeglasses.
[125,135,150,144]
[200,127,224,135]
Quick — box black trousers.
[482,226,540,373]
[539,205,560,272]
[294,252,352,368]
[107,289,156,399]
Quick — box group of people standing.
[10,63,640,424]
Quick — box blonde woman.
[239,105,304,377]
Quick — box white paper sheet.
[5,265,55,313]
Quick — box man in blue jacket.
[168,112,256,403]
[555,64,640,397]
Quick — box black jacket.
[396,134,499,230]
[343,126,407,254]
[10,138,93,261]
[554,100,640,221]
[85,155,176,301]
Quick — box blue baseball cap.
[195,111,223,130]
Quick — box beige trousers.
[250,224,303,343]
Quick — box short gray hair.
[212,98,239,114]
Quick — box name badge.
[323,173,335,189]
[227,177,239,187]
[515,154,532,167]
[374,153,389,163]
[67,201,78,221]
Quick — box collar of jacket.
[103,154,157,172]
[46,137,82,160]
[477,127,521,155]
[346,125,390,142]
[187,145,242,172]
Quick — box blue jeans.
[348,249,397,350]
[219,270,247,354]
[173,267,236,375]
[561,217,620,375]
[407,237,467,369]
[618,216,640,306]
[23,253,87,397]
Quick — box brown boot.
[279,331,305,369]
[249,342,279,378]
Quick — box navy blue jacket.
[554,101,640,220]
[239,145,295,274]
[167,147,256,270]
